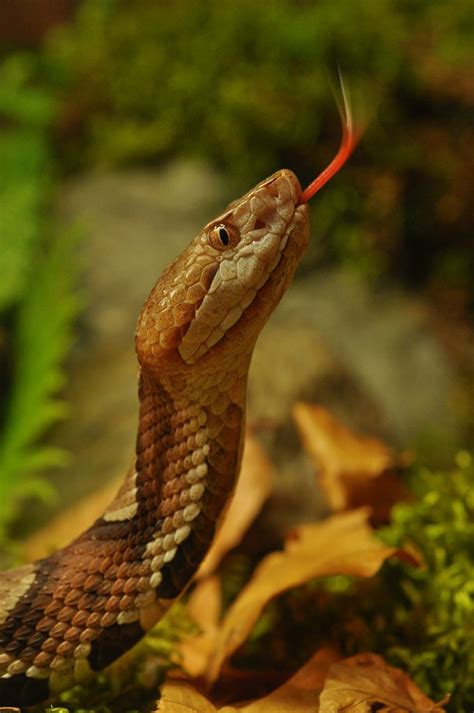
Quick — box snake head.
[136,169,309,371]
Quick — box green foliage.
[0,229,82,539]
[41,0,473,292]
[0,54,55,311]
[44,0,402,181]
[0,53,82,543]
[376,452,474,708]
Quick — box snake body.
[0,169,309,706]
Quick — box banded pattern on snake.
[0,89,356,707]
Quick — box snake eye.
[209,223,240,251]
[218,226,229,246]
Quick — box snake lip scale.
[0,169,310,707]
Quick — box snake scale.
[0,91,355,707]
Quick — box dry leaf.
[158,680,218,712]
[179,576,222,678]
[293,403,409,523]
[237,648,339,713]
[207,509,418,682]
[319,653,448,712]
[158,648,339,713]
[24,475,122,560]
[197,432,274,579]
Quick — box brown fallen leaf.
[197,432,274,579]
[293,403,410,523]
[207,509,418,682]
[319,653,449,712]
[157,680,218,712]
[158,648,339,713]
[179,576,222,678]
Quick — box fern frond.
[0,228,82,538]
[0,54,55,311]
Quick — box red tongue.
[299,78,359,203]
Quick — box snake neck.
[101,359,248,610]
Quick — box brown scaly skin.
[0,170,309,706]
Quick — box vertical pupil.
[218,227,230,246]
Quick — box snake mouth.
[228,170,308,315]
[209,200,309,363]
[239,200,309,315]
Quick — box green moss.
[375,452,474,706]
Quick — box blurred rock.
[59,162,226,345]
[279,270,459,445]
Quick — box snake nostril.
[254,218,266,230]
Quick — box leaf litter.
[20,406,447,712]
[293,402,411,524]
[157,651,447,713]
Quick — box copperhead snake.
[0,89,356,707]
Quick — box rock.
[58,161,226,345]
[279,270,459,446]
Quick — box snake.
[0,88,356,707]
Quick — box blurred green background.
[0,0,473,536]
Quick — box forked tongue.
[299,75,359,203]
